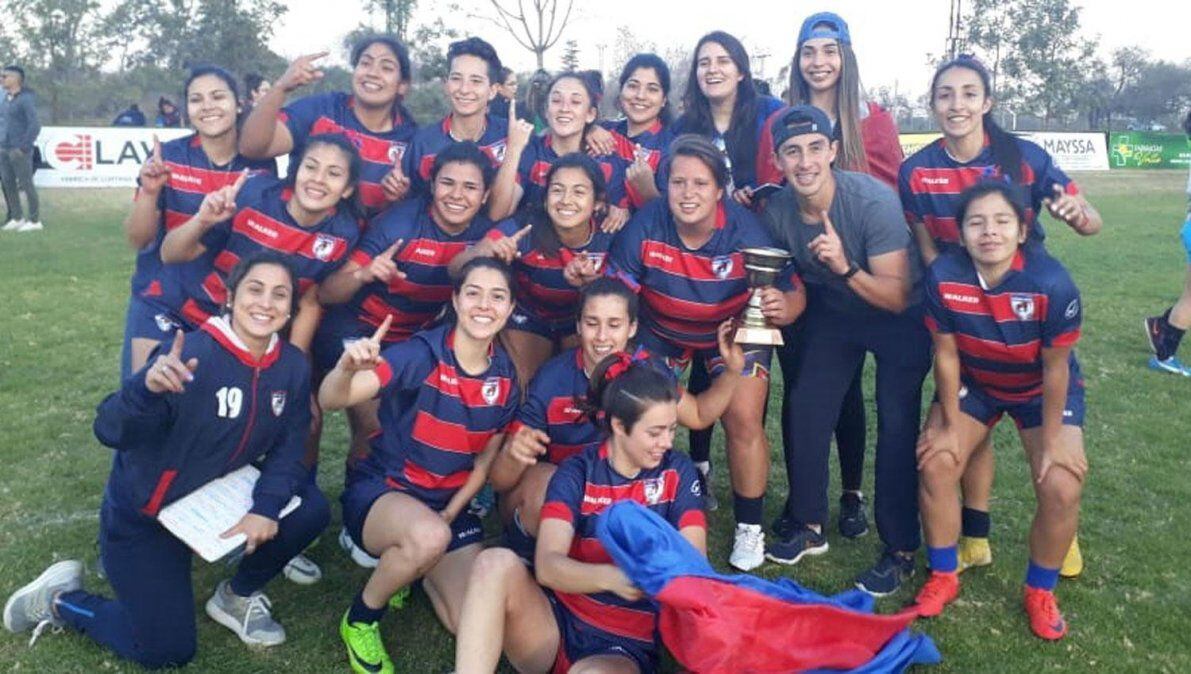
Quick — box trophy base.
[734,326,785,346]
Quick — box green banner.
[1108,132,1190,169]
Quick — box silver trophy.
[735,247,793,346]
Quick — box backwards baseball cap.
[797,12,851,47]
[771,105,833,150]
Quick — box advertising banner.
[1109,132,1190,170]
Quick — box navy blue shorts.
[502,508,537,566]
[340,471,482,556]
[121,297,188,380]
[507,303,576,343]
[547,592,656,674]
[638,329,771,380]
[311,307,372,375]
[960,369,1086,431]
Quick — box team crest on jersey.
[711,255,733,279]
[586,252,607,271]
[481,377,501,405]
[387,143,406,164]
[271,391,286,416]
[154,313,177,333]
[643,477,665,505]
[488,141,507,164]
[1065,298,1080,319]
[958,385,968,399]
[1010,294,1036,320]
[312,234,336,261]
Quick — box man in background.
[0,65,41,232]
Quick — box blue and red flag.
[596,501,941,673]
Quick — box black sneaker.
[765,525,829,565]
[695,465,718,512]
[838,492,869,539]
[855,550,916,597]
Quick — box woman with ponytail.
[899,53,1100,581]
[454,351,707,674]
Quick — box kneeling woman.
[319,258,520,674]
[3,254,330,667]
[492,277,745,563]
[912,182,1088,641]
[454,355,708,674]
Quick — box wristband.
[840,261,860,279]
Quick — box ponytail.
[931,55,1021,184]
[580,351,676,433]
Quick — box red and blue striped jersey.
[898,136,1078,250]
[599,118,673,171]
[609,199,779,350]
[133,134,275,309]
[362,324,520,510]
[402,114,509,196]
[346,198,519,342]
[512,224,615,326]
[279,92,415,213]
[174,175,360,326]
[540,444,705,644]
[924,247,1082,403]
[515,134,631,212]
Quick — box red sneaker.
[1023,586,1068,640]
[912,571,959,617]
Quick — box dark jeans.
[778,307,931,553]
[0,148,38,221]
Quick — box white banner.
[1013,132,1109,172]
[32,126,289,188]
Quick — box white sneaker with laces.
[205,580,286,647]
[16,220,43,232]
[2,219,26,231]
[282,553,322,585]
[3,560,83,646]
[729,523,766,571]
[338,526,379,569]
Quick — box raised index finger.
[168,329,186,359]
[383,238,405,259]
[152,134,162,163]
[820,210,837,237]
[509,95,516,119]
[371,314,393,342]
[230,168,250,195]
[511,224,533,242]
[303,50,330,64]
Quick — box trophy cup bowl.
[735,247,793,346]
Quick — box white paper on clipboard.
[157,464,301,563]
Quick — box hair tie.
[603,352,634,383]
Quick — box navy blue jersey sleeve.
[922,264,954,335]
[516,371,551,431]
[607,207,651,291]
[1025,141,1075,207]
[668,453,707,530]
[280,93,326,148]
[375,337,435,395]
[897,162,921,225]
[541,454,585,526]
[93,349,176,451]
[603,157,629,209]
[355,202,412,264]
[252,358,313,518]
[1041,264,1081,348]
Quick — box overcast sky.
[270,0,1189,98]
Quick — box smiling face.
[546,166,598,234]
[186,74,238,139]
[430,160,487,229]
[578,294,637,371]
[932,65,992,141]
[619,66,666,127]
[352,42,407,110]
[547,76,597,140]
[452,266,513,342]
[695,41,744,103]
[229,262,293,344]
[774,132,838,199]
[798,37,842,94]
[446,54,496,118]
[959,191,1026,268]
[667,155,723,229]
[292,142,354,214]
[610,400,677,471]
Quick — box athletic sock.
[961,507,991,538]
[732,493,763,526]
[927,545,959,573]
[1025,560,1060,591]
[347,591,387,625]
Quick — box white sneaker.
[2,219,25,231]
[282,553,322,585]
[4,560,83,645]
[338,527,379,569]
[729,523,766,571]
[205,580,286,647]
[16,220,42,232]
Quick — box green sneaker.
[340,610,394,674]
[388,585,410,610]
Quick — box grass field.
[1,171,1189,672]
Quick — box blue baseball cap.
[798,12,851,47]
[771,105,833,150]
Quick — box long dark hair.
[955,181,1028,242]
[583,352,678,434]
[286,133,363,219]
[930,55,1021,183]
[350,34,418,128]
[681,31,761,188]
[546,72,602,137]
[787,17,868,173]
[525,153,607,256]
[618,53,673,126]
[183,65,240,126]
[579,276,639,324]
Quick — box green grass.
[2,172,1189,672]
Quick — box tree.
[560,39,579,72]
[1104,46,1149,129]
[2,0,109,122]
[361,0,416,42]
[963,0,1015,96]
[480,0,574,70]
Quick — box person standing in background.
[155,97,183,128]
[112,103,147,127]
[0,65,41,232]
[244,73,272,111]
